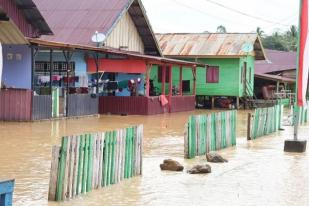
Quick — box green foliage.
[217,25,227,33]
[259,25,298,52]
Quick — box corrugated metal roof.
[255,73,295,83]
[255,49,296,74]
[0,0,52,37]
[29,38,204,67]
[156,33,266,60]
[32,0,161,56]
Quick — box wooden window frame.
[206,66,219,83]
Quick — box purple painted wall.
[1,45,32,89]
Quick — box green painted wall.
[150,65,194,95]
[150,56,255,97]
[195,58,240,97]
[239,56,255,97]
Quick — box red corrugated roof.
[32,0,130,45]
[255,49,296,74]
[31,0,161,56]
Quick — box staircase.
[242,80,257,109]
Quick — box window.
[206,66,219,83]
[158,66,170,83]
[182,80,190,92]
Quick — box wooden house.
[1,0,203,121]
[254,49,296,105]
[0,0,52,121]
[156,33,266,109]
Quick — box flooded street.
[0,110,309,206]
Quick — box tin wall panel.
[170,95,195,113]
[32,95,52,120]
[0,89,32,121]
[67,94,98,117]
[99,96,148,115]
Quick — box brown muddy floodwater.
[0,110,309,206]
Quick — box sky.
[141,0,299,35]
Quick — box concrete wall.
[1,44,32,89]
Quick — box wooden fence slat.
[67,136,76,199]
[62,136,72,200]
[77,135,84,195]
[48,146,60,201]
[49,125,143,202]
[98,133,104,188]
[72,136,79,197]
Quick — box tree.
[216,25,227,33]
[261,26,298,52]
[256,27,264,37]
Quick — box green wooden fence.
[247,105,283,140]
[48,125,143,201]
[184,110,237,159]
[292,105,309,125]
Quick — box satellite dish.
[91,31,106,44]
[241,42,254,53]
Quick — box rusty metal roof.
[32,0,161,56]
[156,33,266,60]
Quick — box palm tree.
[216,25,227,33]
[289,25,297,38]
[256,27,264,37]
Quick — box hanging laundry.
[38,76,50,83]
[79,75,89,87]
[52,75,61,81]
[159,95,168,107]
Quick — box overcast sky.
[142,0,299,35]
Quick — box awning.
[255,73,295,83]
[28,39,206,68]
[87,58,146,73]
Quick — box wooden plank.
[72,136,80,197]
[77,135,85,195]
[247,113,252,140]
[48,146,60,201]
[121,129,126,180]
[92,134,98,189]
[139,125,143,175]
[56,137,68,201]
[100,132,106,187]
[87,134,94,192]
[82,134,89,193]
[103,132,110,186]
[67,136,76,199]
[110,131,116,184]
[62,136,71,200]
[114,130,120,183]
[98,133,104,188]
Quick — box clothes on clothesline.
[79,75,88,87]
